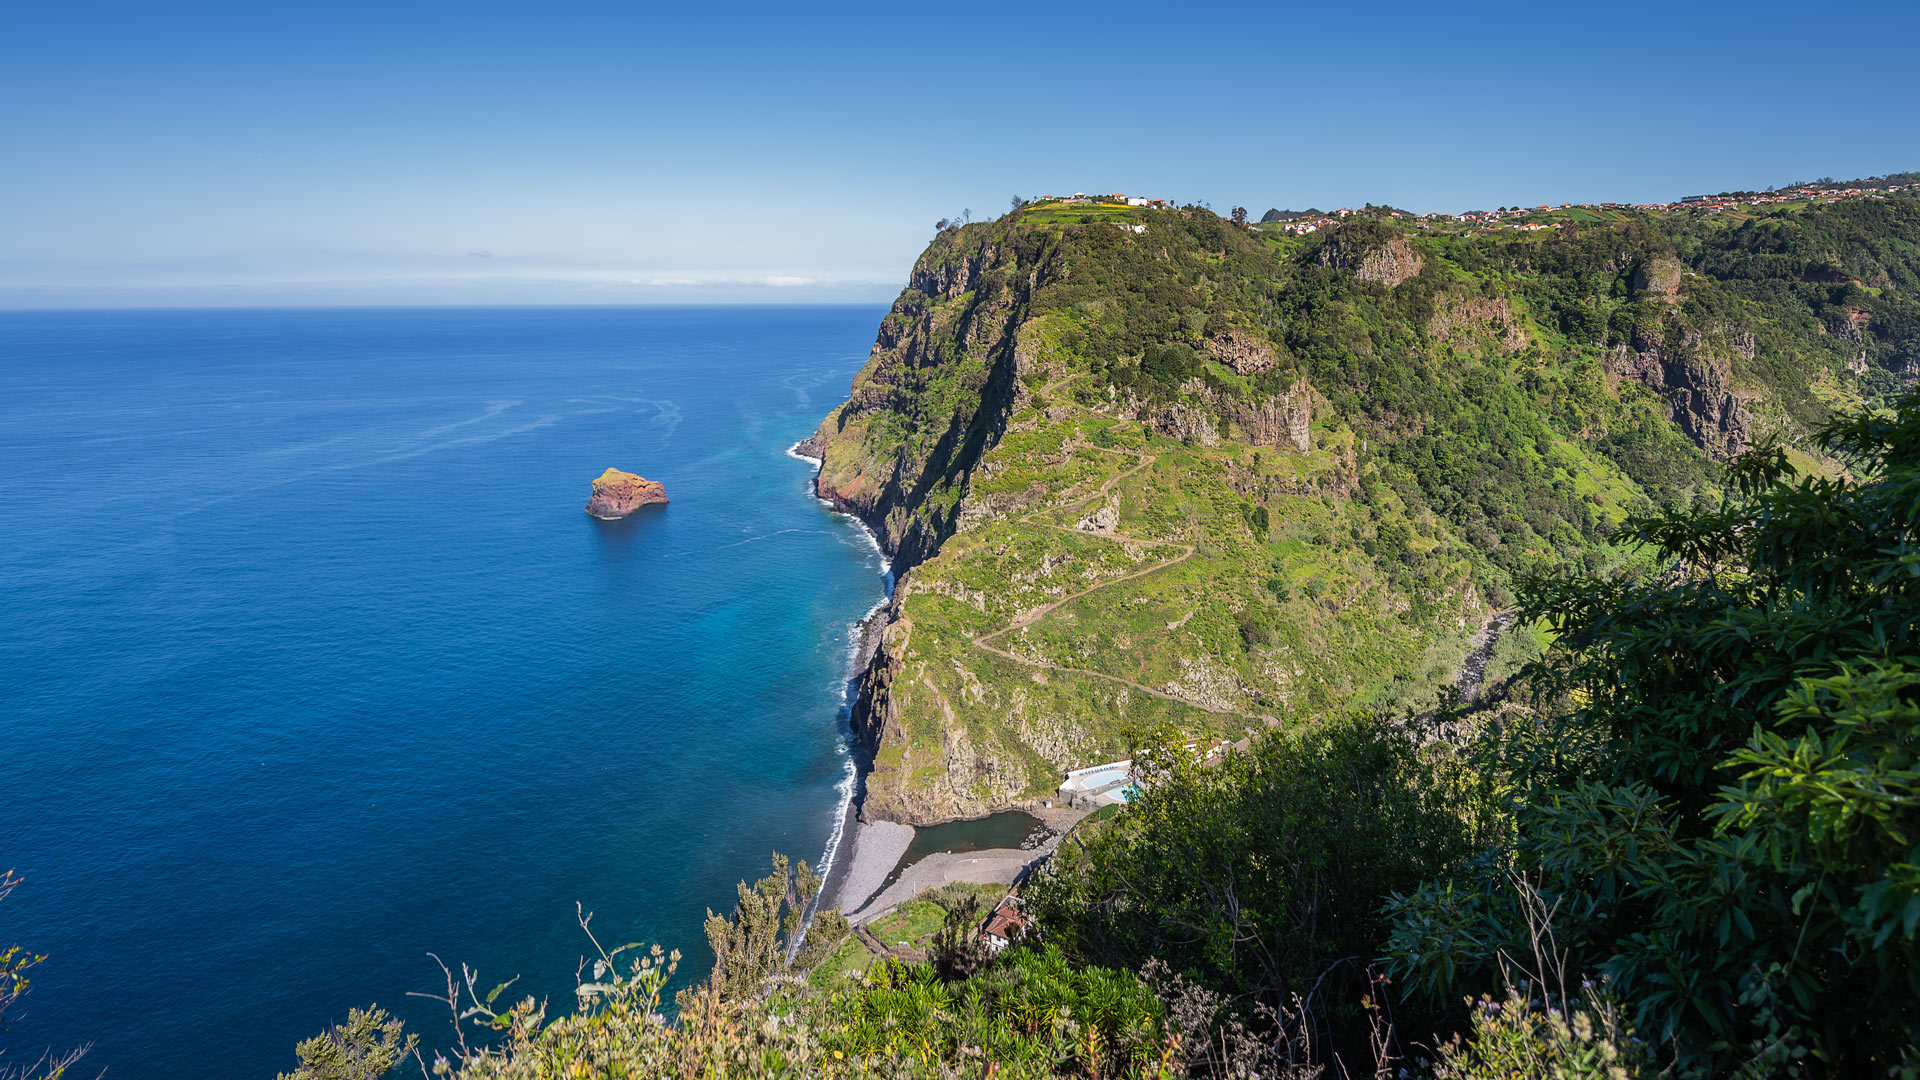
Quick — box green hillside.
[805,192,1920,823]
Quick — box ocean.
[0,306,890,1078]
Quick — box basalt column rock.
[585,468,669,518]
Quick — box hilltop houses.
[1036,192,1170,209]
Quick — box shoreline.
[844,805,1089,925]
[787,439,1084,921]
[787,440,894,919]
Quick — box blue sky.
[3,0,1916,307]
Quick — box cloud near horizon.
[0,252,904,308]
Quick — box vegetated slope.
[807,195,1920,824]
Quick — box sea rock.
[585,467,668,518]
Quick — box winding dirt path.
[965,444,1273,724]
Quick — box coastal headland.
[797,193,1901,848]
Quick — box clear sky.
[4,0,1917,307]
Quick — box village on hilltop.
[1024,177,1919,237]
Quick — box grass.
[813,199,1881,823]
[1019,200,1143,226]
[869,902,947,949]
[809,935,878,986]
[860,388,1498,819]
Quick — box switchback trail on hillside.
[968,443,1277,727]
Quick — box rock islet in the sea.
[585,467,668,518]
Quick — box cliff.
[809,197,1913,825]
[801,222,1053,571]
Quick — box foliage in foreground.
[0,871,88,1080]
[277,1005,415,1080]
[429,942,1183,1080]
[1026,712,1488,1052]
[1388,393,1920,1074]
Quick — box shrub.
[1386,393,1920,1075]
[1028,713,1489,1053]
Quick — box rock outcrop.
[804,223,1046,570]
[1427,293,1528,353]
[1319,228,1424,287]
[1152,378,1313,452]
[584,468,668,518]
[1603,319,1753,459]
[1232,379,1314,452]
[1204,328,1282,375]
[1631,256,1685,300]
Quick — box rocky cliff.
[585,468,668,517]
[805,198,1889,826]
[800,223,1053,571]
[1603,284,1756,460]
[1153,378,1312,452]
[1318,228,1423,286]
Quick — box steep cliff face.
[1427,293,1527,354]
[1631,255,1686,300]
[810,197,1890,826]
[802,223,1053,570]
[1153,379,1312,452]
[1604,308,1755,460]
[1203,328,1283,375]
[801,224,1062,822]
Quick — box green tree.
[1031,714,1486,1040]
[1386,393,1920,1075]
[0,871,88,1080]
[700,853,831,1001]
[277,1006,414,1080]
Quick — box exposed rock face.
[1320,230,1423,286]
[1203,328,1281,375]
[1427,293,1527,353]
[1631,256,1685,300]
[1233,379,1314,452]
[1839,309,1872,375]
[804,224,1045,571]
[1075,500,1118,534]
[1152,378,1313,452]
[584,468,668,518]
[1155,394,1221,446]
[1603,320,1753,459]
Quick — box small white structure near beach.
[1056,758,1135,809]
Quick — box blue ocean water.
[0,307,889,1078]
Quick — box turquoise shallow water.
[0,306,888,1078]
